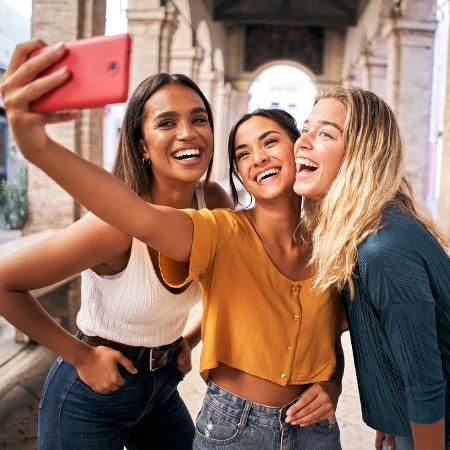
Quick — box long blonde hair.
[308,87,448,297]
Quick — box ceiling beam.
[323,0,356,18]
[214,0,246,15]
[214,11,357,26]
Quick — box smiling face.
[141,83,213,185]
[293,98,346,202]
[233,115,297,202]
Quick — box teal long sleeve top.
[343,205,450,437]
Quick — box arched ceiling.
[205,0,370,27]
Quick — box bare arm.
[28,139,194,261]
[176,317,202,376]
[411,419,445,450]
[183,318,202,349]
[205,181,233,210]
[0,39,193,262]
[0,215,137,392]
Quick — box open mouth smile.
[172,148,202,161]
[295,157,319,177]
[254,167,281,184]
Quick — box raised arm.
[0,215,138,392]
[0,40,193,262]
[205,181,233,209]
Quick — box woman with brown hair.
[0,39,231,449]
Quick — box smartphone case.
[30,34,131,113]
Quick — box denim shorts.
[193,381,341,450]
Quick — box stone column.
[360,54,387,99]
[27,0,106,232]
[384,8,437,201]
[198,71,217,104]
[170,44,204,80]
[211,82,232,185]
[342,63,363,89]
[228,89,250,126]
[359,38,387,99]
[437,29,450,237]
[127,0,178,91]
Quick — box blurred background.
[0,1,448,448]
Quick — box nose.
[295,132,312,157]
[177,120,198,140]
[252,146,269,166]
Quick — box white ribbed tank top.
[77,185,205,346]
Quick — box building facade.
[2,0,447,237]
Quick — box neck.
[250,194,301,245]
[147,176,198,209]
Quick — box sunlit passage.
[248,64,318,127]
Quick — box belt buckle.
[149,348,159,372]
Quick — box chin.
[293,182,306,197]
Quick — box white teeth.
[256,168,280,183]
[173,148,201,159]
[295,158,319,169]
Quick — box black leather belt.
[78,332,183,372]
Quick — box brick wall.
[27,0,105,231]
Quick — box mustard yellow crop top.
[160,208,347,386]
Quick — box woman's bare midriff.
[209,362,308,407]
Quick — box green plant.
[0,165,28,229]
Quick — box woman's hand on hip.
[76,345,137,394]
[285,381,340,426]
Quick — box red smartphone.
[30,34,131,113]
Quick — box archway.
[247,63,318,126]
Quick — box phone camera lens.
[108,62,118,72]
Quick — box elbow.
[0,265,22,294]
[0,268,10,292]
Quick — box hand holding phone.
[29,34,131,113]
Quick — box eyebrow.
[234,130,281,151]
[303,119,343,133]
[153,107,208,121]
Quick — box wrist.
[320,380,342,398]
[182,335,198,349]
[65,339,94,368]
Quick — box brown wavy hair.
[227,108,300,207]
[112,73,214,197]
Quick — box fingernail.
[53,42,64,52]
[57,66,69,77]
[285,417,291,423]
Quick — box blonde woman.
[293,87,449,450]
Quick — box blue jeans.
[381,435,414,450]
[38,355,194,450]
[193,381,341,450]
